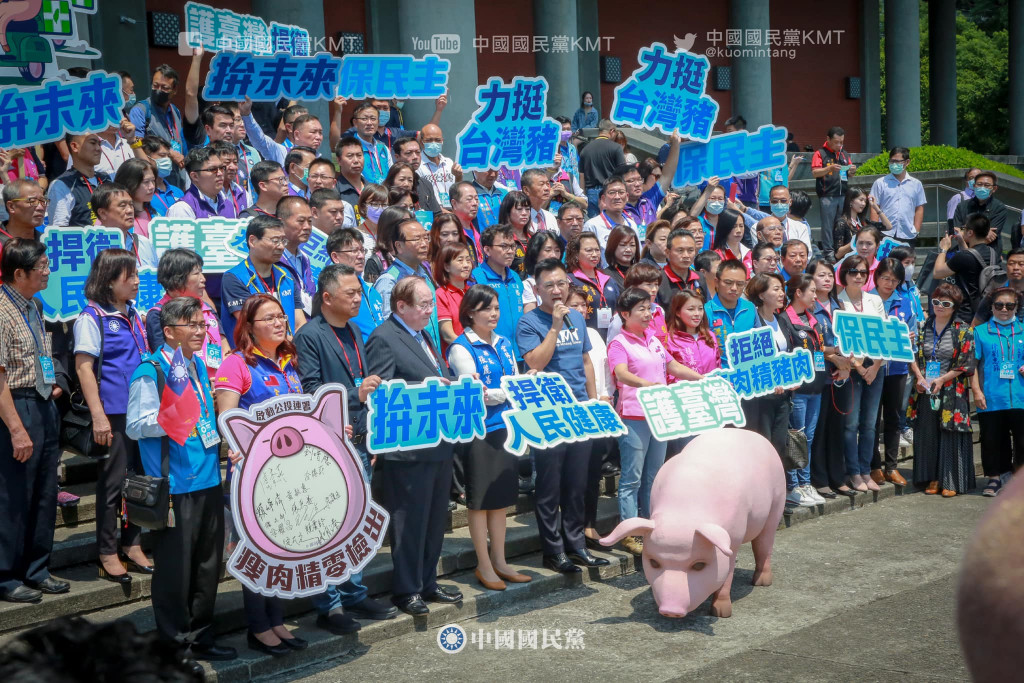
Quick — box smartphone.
[947,224,956,237]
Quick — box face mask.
[889,162,905,175]
[424,142,443,158]
[366,205,385,223]
[967,179,975,189]
[904,264,914,282]
[378,110,390,126]
[394,100,405,110]
[975,187,992,201]
[560,130,572,143]
[155,156,173,178]
[770,202,789,218]
[300,167,309,185]
[995,315,1015,326]
[151,89,170,106]
[584,100,593,107]
[706,200,725,215]
[124,94,136,108]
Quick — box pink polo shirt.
[665,330,720,381]
[607,328,668,419]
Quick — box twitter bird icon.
[674,33,697,52]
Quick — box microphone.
[563,313,575,331]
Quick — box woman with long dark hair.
[711,209,749,264]
[498,191,533,278]
[832,188,892,260]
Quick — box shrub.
[856,145,1024,181]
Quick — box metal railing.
[919,183,1023,254]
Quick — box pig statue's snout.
[270,426,304,457]
[659,607,688,618]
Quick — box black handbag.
[60,306,109,459]
[783,428,809,471]
[122,361,174,530]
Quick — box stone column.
[859,0,882,153]
[1010,0,1024,155]
[928,0,957,146]
[534,0,581,119]
[729,0,772,130]
[884,0,922,147]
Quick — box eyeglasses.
[197,165,226,175]
[309,173,336,182]
[266,175,288,186]
[333,247,364,255]
[168,321,211,332]
[262,237,288,247]
[412,301,434,312]
[255,314,288,325]
[490,242,515,251]
[9,197,48,207]
[931,299,955,309]
[993,302,1018,311]
[848,269,869,276]
[605,190,627,198]
[354,117,377,123]
[758,256,779,264]
[540,279,571,291]
[399,235,429,244]
[31,260,51,272]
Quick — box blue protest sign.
[499,372,626,456]
[0,72,124,148]
[415,210,435,232]
[185,2,310,55]
[136,268,163,314]
[637,376,746,441]
[456,76,560,171]
[833,310,914,362]
[876,236,908,261]
[366,376,487,454]
[2,0,100,85]
[709,327,815,398]
[41,225,122,321]
[672,125,789,188]
[204,52,342,102]
[338,55,449,99]
[611,42,719,142]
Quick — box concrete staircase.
[0,444,960,682]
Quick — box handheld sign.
[611,42,719,142]
[637,376,746,442]
[710,327,815,398]
[204,52,341,102]
[833,310,914,362]
[337,55,450,99]
[673,125,789,189]
[366,376,487,454]
[500,372,626,456]
[219,385,389,598]
[185,2,311,55]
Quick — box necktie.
[416,332,443,376]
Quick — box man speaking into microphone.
[516,259,608,574]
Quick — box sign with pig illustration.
[218,384,389,598]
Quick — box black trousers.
[242,588,285,633]
[978,409,1024,477]
[96,414,143,556]
[533,440,589,556]
[150,485,224,648]
[0,393,59,594]
[812,380,852,489]
[583,439,605,528]
[377,456,453,599]
[872,373,908,472]
[741,392,792,458]
[450,442,467,499]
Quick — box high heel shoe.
[119,553,154,575]
[98,561,132,585]
[495,568,532,583]
[864,477,880,492]
[474,569,506,591]
[848,476,868,493]
[247,631,291,657]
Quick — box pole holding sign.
[185,2,311,56]
[219,385,389,598]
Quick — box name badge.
[439,191,450,207]
[199,417,221,449]
[39,356,56,385]
[300,289,313,316]
[1000,360,1016,380]
[839,165,849,181]
[813,351,825,372]
[597,307,613,329]
[205,342,222,369]
[354,377,363,388]
[925,360,941,381]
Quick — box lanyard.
[365,141,383,178]
[133,210,150,239]
[785,306,822,348]
[989,321,1018,363]
[80,174,97,194]
[227,188,241,218]
[930,319,951,362]
[153,190,171,214]
[2,286,44,352]
[331,325,364,380]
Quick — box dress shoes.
[924,480,940,495]
[1,585,42,603]
[178,656,204,677]
[884,470,908,486]
[26,577,70,594]
[567,548,610,567]
[345,596,398,620]
[941,489,957,498]
[246,632,291,657]
[869,469,885,485]
[279,634,308,650]
[190,644,238,661]
[495,568,532,583]
[423,585,463,603]
[584,536,604,551]
[316,611,362,634]
[392,594,429,616]
[475,569,506,591]
[543,553,582,574]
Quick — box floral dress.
[908,319,976,492]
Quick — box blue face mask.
[770,202,789,218]
[889,162,905,176]
[967,178,975,189]
[155,156,173,178]
[300,167,309,185]
[424,141,443,158]
[124,93,136,108]
[706,200,725,215]
[394,100,405,110]
[378,109,390,126]
[975,187,992,201]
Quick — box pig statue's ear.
[600,517,655,546]
[695,524,734,558]
[310,387,345,437]
[223,414,260,454]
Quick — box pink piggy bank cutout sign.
[218,384,389,598]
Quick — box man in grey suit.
[365,276,463,616]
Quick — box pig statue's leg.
[709,557,735,618]
[751,525,777,586]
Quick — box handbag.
[122,361,174,530]
[783,428,808,471]
[60,306,109,459]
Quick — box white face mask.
[904,264,914,282]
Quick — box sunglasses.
[930,299,955,309]
[848,269,868,276]
[993,302,1018,311]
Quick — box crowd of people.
[0,56,1020,678]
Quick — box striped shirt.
[0,285,53,393]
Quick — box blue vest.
[234,352,303,410]
[222,259,297,343]
[471,262,525,360]
[81,303,147,414]
[448,332,517,433]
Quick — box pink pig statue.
[600,428,786,618]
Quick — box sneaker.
[621,535,644,556]
[900,428,913,447]
[786,489,803,506]
[801,485,826,504]
[56,489,80,507]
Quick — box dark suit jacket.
[365,315,454,462]
[293,315,369,435]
